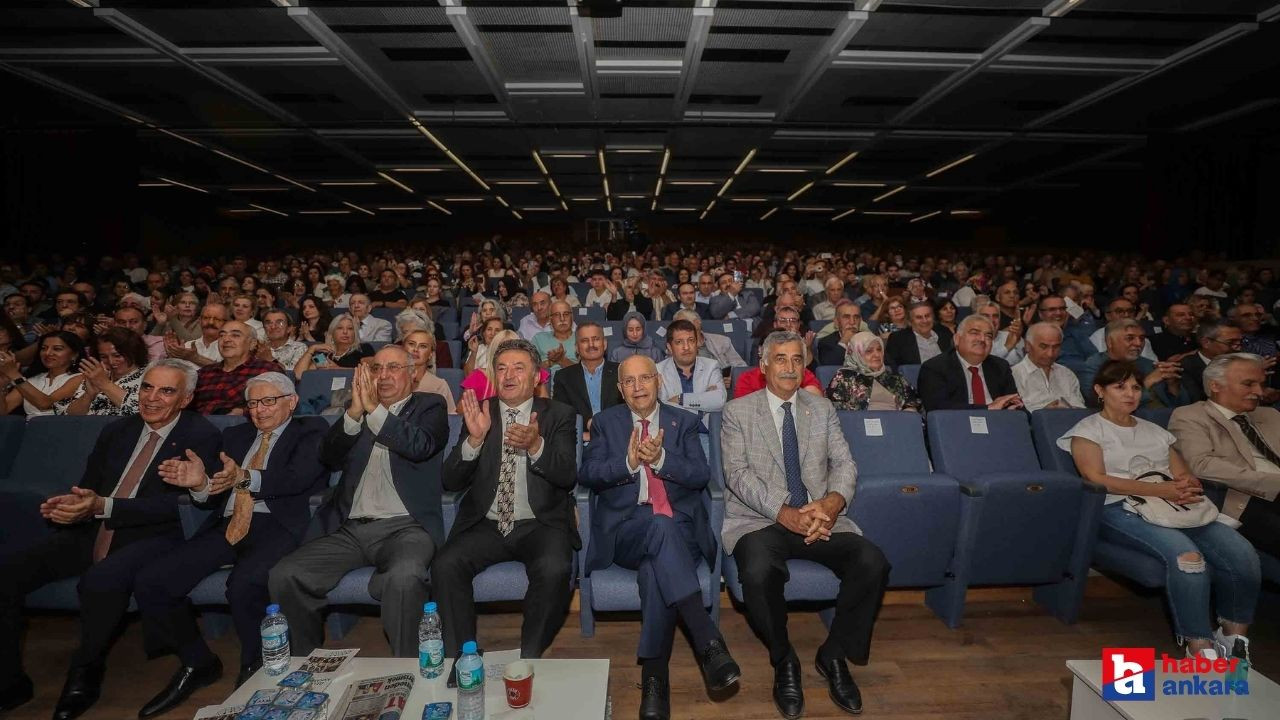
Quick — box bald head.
[618,354,661,417]
[217,320,257,364]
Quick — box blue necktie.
[782,401,806,507]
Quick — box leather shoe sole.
[815,659,863,715]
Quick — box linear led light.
[611,148,662,154]
[950,209,982,215]
[138,182,170,188]
[547,153,593,158]
[249,203,287,217]
[832,208,857,221]
[342,201,375,216]
[757,168,807,173]
[560,200,569,211]
[832,182,887,188]
[669,180,716,186]
[156,127,205,149]
[547,178,562,197]
[511,210,524,220]
[229,186,289,192]
[654,177,664,197]
[664,207,699,212]
[651,198,658,210]
[410,120,490,190]
[444,197,485,202]
[825,151,859,175]
[863,210,911,216]
[571,197,600,202]
[273,174,315,192]
[155,176,208,194]
[699,210,708,221]
[760,208,778,220]
[730,197,768,202]
[602,177,611,197]
[1043,0,1082,18]
[910,210,942,223]
[659,148,671,176]
[532,151,549,175]
[377,206,424,211]
[227,209,261,214]
[606,197,613,212]
[787,181,814,202]
[390,167,445,172]
[716,177,734,197]
[523,207,558,211]
[427,200,452,215]
[210,148,269,174]
[873,185,907,202]
[616,194,646,199]
[299,210,351,215]
[792,207,835,212]
[598,149,607,176]
[494,180,541,185]
[378,171,415,195]
[705,199,717,212]
[320,181,377,187]
[495,196,510,208]
[925,153,976,178]
[732,148,757,176]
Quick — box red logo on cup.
[503,660,534,709]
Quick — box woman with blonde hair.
[293,314,374,378]
[459,328,549,401]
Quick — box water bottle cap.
[266,604,280,615]
[424,601,438,613]
[462,641,477,654]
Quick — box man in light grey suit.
[708,272,762,321]
[721,331,888,719]
[1170,353,1280,559]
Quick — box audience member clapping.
[1,330,84,416]
[58,327,148,416]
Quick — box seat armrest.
[576,488,593,580]
[177,494,213,540]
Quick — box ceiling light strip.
[873,185,907,202]
[155,176,208,194]
[910,210,942,223]
[411,120,490,190]
[832,208,857,221]
[249,203,287,217]
[376,206,424,211]
[378,171,415,195]
[342,201,375,216]
[426,200,452,216]
[273,174,315,192]
[925,153,977,178]
[825,151,858,175]
[760,207,778,220]
[863,210,911,216]
[732,148,757,176]
[787,181,814,202]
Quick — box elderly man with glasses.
[134,372,330,716]
[1181,321,1246,403]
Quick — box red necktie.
[640,419,672,517]
[968,366,986,406]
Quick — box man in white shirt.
[166,303,226,368]
[518,291,553,341]
[1088,298,1156,361]
[655,320,726,428]
[811,277,846,322]
[349,293,392,344]
[583,269,615,309]
[1012,323,1085,411]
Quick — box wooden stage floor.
[9,577,1277,720]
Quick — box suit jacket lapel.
[1206,406,1258,470]
[755,391,785,474]
[794,391,812,465]
[568,365,588,407]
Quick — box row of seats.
[4,407,1275,646]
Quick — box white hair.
[147,358,198,395]
[1203,352,1263,390]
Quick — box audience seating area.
[7,404,1274,643]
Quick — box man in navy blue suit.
[579,355,740,720]
[134,372,330,717]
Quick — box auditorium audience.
[674,309,745,370]
[656,320,726,429]
[553,323,622,432]
[974,297,1026,364]
[814,300,865,366]
[935,298,958,335]
[1089,298,1157,361]
[228,295,264,342]
[257,309,307,373]
[270,350,449,659]
[112,306,165,362]
[2,330,83,416]
[1151,302,1197,360]
[463,316,505,375]
[518,291,553,340]
[347,293,391,344]
[884,301,953,369]
[1011,323,1086,411]
[917,315,1021,411]
[827,331,921,412]
[403,329,456,414]
[709,272,761,321]
[294,315,374,377]
[1060,359,1258,662]
[1081,320,1187,407]
[192,321,281,415]
[463,329,550,401]
[1181,321,1245,403]
[296,295,332,344]
[166,302,226,368]
[662,281,711,321]
[57,327,147,417]
[1171,353,1280,560]
[609,311,664,364]
[811,277,846,322]
[871,296,908,337]
[533,300,578,377]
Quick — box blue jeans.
[1100,503,1261,640]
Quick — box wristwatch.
[234,468,252,491]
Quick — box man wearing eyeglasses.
[133,372,329,717]
[255,309,307,373]
[269,346,449,659]
[1087,299,1157,362]
[1181,321,1245,403]
[579,355,739,720]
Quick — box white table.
[221,651,609,720]
[1066,659,1278,720]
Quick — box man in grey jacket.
[721,331,888,719]
[673,309,746,370]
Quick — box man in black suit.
[579,356,739,720]
[551,322,622,434]
[917,314,1023,412]
[815,300,864,366]
[133,372,330,717]
[1181,321,1244,403]
[662,282,711,321]
[884,302,953,369]
[268,346,449,658]
[0,359,220,719]
[434,338,579,658]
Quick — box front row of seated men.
[3,341,1277,720]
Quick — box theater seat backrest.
[296,369,355,415]
[205,415,249,432]
[7,416,118,495]
[1029,408,1093,475]
[435,368,464,402]
[926,410,1039,482]
[837,410,931,476]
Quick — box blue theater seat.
[925,410,1103,627]
[295,369,354,415]
[898,363,921,388]
[435,368,464,403]
[0,415,25,479]
[815,365,839,390]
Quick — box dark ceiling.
[2,0,1279,232]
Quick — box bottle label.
[422,639,444,667]
[262,631,289,651]
[457,663,483,690]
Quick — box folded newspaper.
[330,672,415,720]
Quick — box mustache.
[776,372,800,380]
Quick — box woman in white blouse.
[1059,359,1259,662]
[1,331,84,416]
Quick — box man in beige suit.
[1170,352,1280,559]
[721,330,888,719]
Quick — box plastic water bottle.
[260,604,291,676]
[456,640,485,720]
[418,602,444,679]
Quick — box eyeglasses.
[369,363,410,374]
[1208,338,1244,349]
[620,373,658,389]
[246,394,292,409]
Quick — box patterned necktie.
[968,366,987,406]
[1232,415,1280,467]
[94,431,160,562]
[495,408,521,536]
[640,418,672,517]
[226,430,272,545]
[781,402,806,507]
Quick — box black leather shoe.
[138,658,223,719]
[698,638,741,692]
[638,675,670,720]
[0,673,33,711]
[235,661,261,688]
[53,664,104,720]
[772,659,804,719]
[814,652,862,715]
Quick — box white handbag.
[1124,471,1219,529]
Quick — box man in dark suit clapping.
[133,372,330,717]
[269,346,449,659]
[434,338,579,659]
[0,359,220,720]
[916,314,1022,412]
[579,355,740,720]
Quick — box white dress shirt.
[98,414,182,518]
[458,397,545,522]
[1089,328,1157,362]
[914,330,943,363]
[190,418,292,514]
[1012,356,1085,411]
[957,355,992,405]
[186,336,222,363]
[345,395,413,519]
[518,314,552,341]
[625,408,668,505]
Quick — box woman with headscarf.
[826,331,921,412]
[607,311,663,364]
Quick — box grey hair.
[1195,320,1234,344]
[394,308,433,340]
[1104,318,1141,344]
[478,297,508,322]
[957,313,993,336]
[672,309,701,325]
[1203,352,1263,390]
[970,294,993,312]
[146,358,198,396]
[245,371,296,398]
[761,330,805,366]
[492,337,541,369]
[575,321,603,337]
[1026,321,1062,344]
